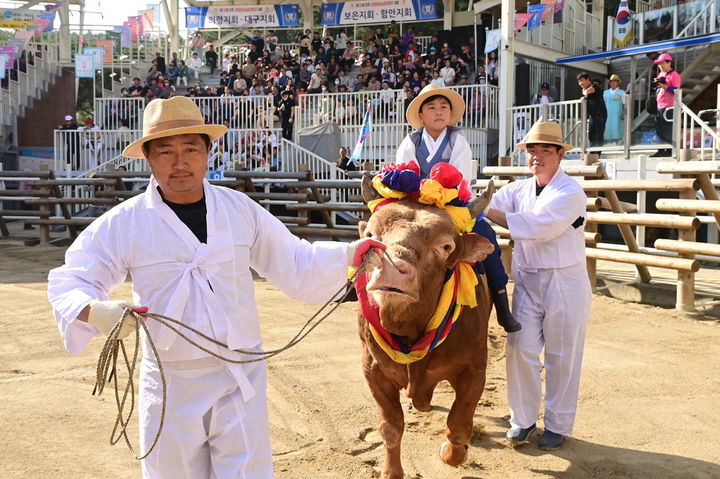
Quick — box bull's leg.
[440,368,486,467]
[367,368,406,479]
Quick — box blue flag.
[350,102,372,165]
[527,4,545,31]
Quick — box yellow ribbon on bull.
[367,261,479,364]
[418,179,476,233]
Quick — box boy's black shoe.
[492,289,521,333]
[538,429,564,450]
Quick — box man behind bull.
[485,121,592,450]
[47,96,381,478]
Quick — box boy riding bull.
[396,84,522,333]
[47,96,382,478]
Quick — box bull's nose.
[384,257,414,278]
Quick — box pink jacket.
[656,70,681,109]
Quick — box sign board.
[320,0,437,25]
[83,47,104,70]
[0,54,6,79]
[74,53,95,78]
[185,5,300,28]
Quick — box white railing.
[279,138,341,180]
[672,88,720,161]
[54,129,142,173]
[509,99,585,163]
[521,0,603,55]
[94,98,146,130]
[297,85,499,130]
[93,95,274,131]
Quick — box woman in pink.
[653,52,681,157]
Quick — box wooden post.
[676,189,696,312]
[584,154,598,291]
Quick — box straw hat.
[609,74,621,83]
[122,97,228,158]
[516,121,573,151]
[405,84,465,130]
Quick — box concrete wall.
[17,68,76,148]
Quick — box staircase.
[679,43,720,106]
[0,44,62,151]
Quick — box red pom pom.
[383,161,420,174]
[428,163,463,188]
[458,179,472,202]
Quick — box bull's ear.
[358,220,368,239]
[448,233,495,268]
[468,179,494,218]
[361,175,383,204]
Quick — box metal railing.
[519,0,603,55]
[296,85,499,130]
[671,87,720,161]
[509,99,585,150]
[608,0,718,49]
[93,96,274,131]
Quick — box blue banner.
[321,0,437,26]
[185,5,299,28]
[527,4,545,31]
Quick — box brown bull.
[356,176,495,479]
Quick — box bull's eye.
[443,244,454,252]
[364,230,374,238]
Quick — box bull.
[356,174,495,479]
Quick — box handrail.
[676,0,716,39]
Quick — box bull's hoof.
[411,399,432,412]
[439,441,469,467]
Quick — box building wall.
[17,67,76,148]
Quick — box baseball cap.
[654,53,672,64]
[541,82,550,90]
[64,115,73,121]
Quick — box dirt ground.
[1,244,719,479]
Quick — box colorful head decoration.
[368,162,477,233]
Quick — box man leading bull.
[486,121,592,450]
[47,96,383,478]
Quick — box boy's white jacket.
[395,128,473,180]
[48,177,349,362]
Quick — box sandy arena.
[1,244,719,479]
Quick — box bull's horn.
[468,179,494,218]
[361,174,383,204]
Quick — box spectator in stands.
[167,62,179,86]
[430,71,445,87]
[155,52,166,75]
[241,56,257,80]
[146,65,161,85]
[128,77,146,97]
[189,31,205,58]
[59,114,80,170]
[604,74,625,145]
[531,82,555,104]
[578,72,606,147]
[177,61,189,87]
[336,29,348,57]
[187,52,203,80]
[205,44,218,75]
[222,53,231,73]
[440,60,456,86]
[337,147,356,171]
[486,51,498,81]
[308,67,323,93]
[652,53,680,157]
[278,89,295,140]
[233,72,247,94]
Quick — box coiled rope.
[93,250,394,459]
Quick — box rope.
[92,249,394,460]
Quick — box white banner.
[0,54,6,80]
[320,0,438,25]
[83,47,105,71]
[484,29,501,53]
[185,5,300,28]
[74,54,95,78]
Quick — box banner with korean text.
[484,29,501,53]
[0,46,16,69]
[320,0,438,25]
[84,47,105,70]
[185,5,301,28]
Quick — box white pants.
[506,263,591,436]
[139,356,273,478]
